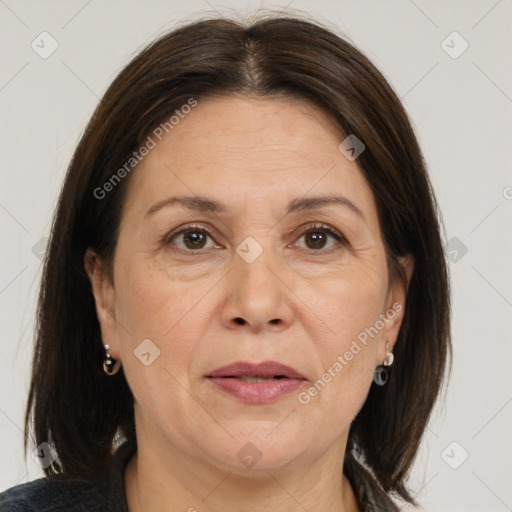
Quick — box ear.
[376,254,414,364]
[84,249,120,358]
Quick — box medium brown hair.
[25,12,451,507]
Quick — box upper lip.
[207,361,306,380]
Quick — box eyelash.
[164,222,347,255]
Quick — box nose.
[220,249,294,333]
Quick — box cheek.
[294,257,387,406]
[113,257,224,378]
[116,256,202,332]
[300,255,388,343]
[112,262,214,425]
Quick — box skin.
[86,95,414,512]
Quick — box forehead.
[124,95,378,224]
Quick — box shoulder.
[0,441,135,512]
[0,475,110,512]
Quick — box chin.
[199,423,312,474]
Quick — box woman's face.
[90,95,412,474]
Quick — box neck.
[124,430,360,512]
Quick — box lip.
[207,361,306,380]
[206,361,307,404]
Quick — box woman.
[0,12,451,512]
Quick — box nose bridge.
[221,238,293,331]
[239,251,278,304]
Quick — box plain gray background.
[1,1,511,510]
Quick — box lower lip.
[207,377,305,404]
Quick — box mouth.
[206,361,307,404]
[207,360,306,380]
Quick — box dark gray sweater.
[0,443,134,512]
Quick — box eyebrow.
[145,194,365,221]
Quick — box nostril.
[269,319,281,325]
[234,318,246,325]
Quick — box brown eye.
[295,224,346,252]
[167,227,217,252]
[304,231,329,250]
[182,230,208,249]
